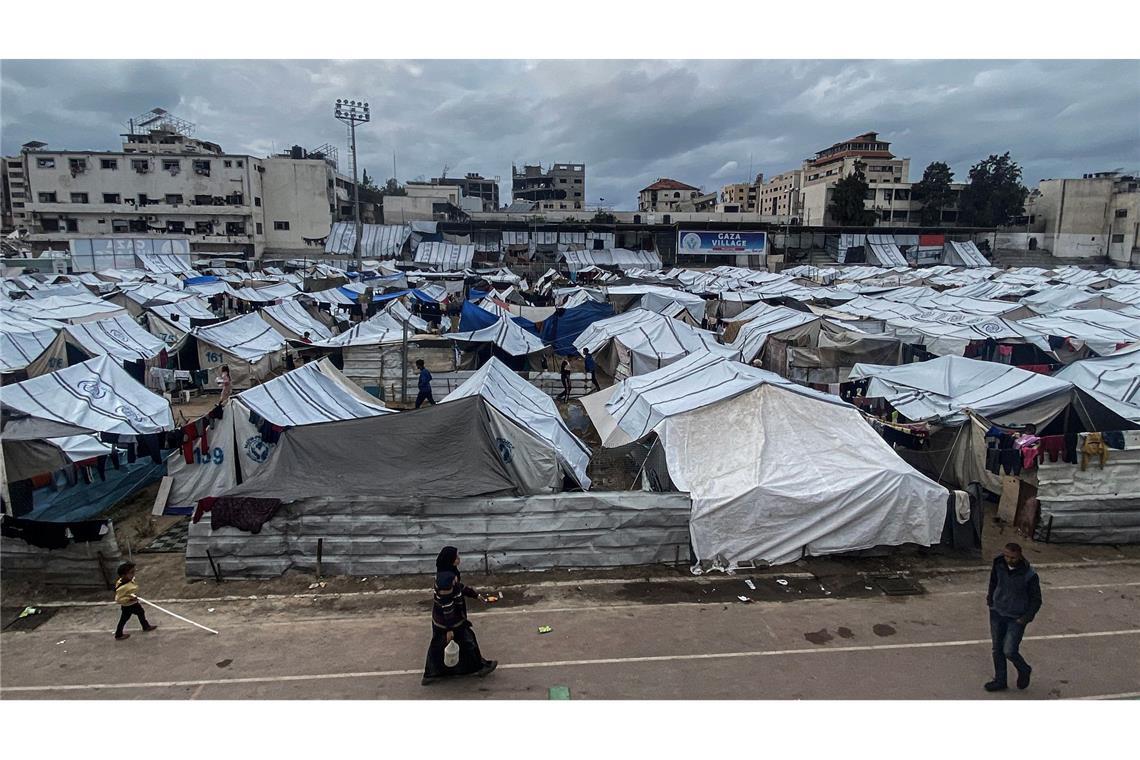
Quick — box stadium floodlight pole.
[334,98,370,273]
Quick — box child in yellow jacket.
[114,562,158,640]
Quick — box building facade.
[4,125,368,261]
[758,169,803,220]
[798,132,911,226]
[511,163,585,211]
[720,175,763,213]
[430,173,499,212]
[639,178,701,212]
[1026,172,1140,264]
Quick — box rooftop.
[641,178,700,192]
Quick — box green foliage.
[912,161,956,227]
[828,161,877,226]
[958,152,1028,227]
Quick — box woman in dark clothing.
[422,546,498,685]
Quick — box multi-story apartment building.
[720,174,763,212]
[3,113,368,262]
[430,172,499,211]
[798,132,911,226]
[1024,171,1139,264]
[638,178,701,212]
[758,169,803,220]
[511,163,585,211]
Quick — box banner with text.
[677,230,767,256]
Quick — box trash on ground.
[538,625,553,634]
[56,640,66,645]
[776,579,789,586]
[744,580,756,590]
[737,596,753,603]
[307,582,327,590]
[207,608,215,613]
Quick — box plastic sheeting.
[573,309,737,378]
[849,355,1074,426]
[445,313,546,356]
[192,313,286,362]
[261,300,334,342]
[728,303,820,363]
[663,383,947,568]
[540,301,615,355]
[866,234,909,267]
[414,241,475,271]
[1,355,173,437]
[0,317,58,373]
[237,358,391,427]
[1016,309,1140,356]
[562,249,662,272]
[52,314,167,365]
[443,357,591,488]
[324,222,411,259]
[942,240,990,267]
[1055,343,1140,423]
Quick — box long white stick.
[137,597,219,635]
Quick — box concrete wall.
[259,158,335,252]
[1035,431,1140,544]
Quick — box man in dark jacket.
[415,359,434,409]
[985,542,1042,692]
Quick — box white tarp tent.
[849,354,1074,426]
[605,284,706,323]
[866,234,909,267]
[445,315,545,356]
[414,241,475,271]
[313,311,405,348]
[0,293,127,324]
[585,351,947,568]
[727,303,821,363]
[573,309,737,380]
[1,354,174,438]
[25,314,168,377]
[444,357,592,489]
[0,316,59,374]
[261,300,334,342]
[192,313,285,387]
[943,240,990,267]
[1055,343,1140,423]
[1016,309,1140,356]
[237,358,391,427]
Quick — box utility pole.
[334,98,370,273]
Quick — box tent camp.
[539,301,615,355]
[573,309,737,383]
[145,297,219,347]
[0,293,127,324]
[605,284,706,323]
[191,313,286,387]
[443,357,592,490]
[324,222,410,259]
[24,314,167,377]
[582,351,947,568]
[942,240,990,267]
[0,317,59,376]
[865,234,909,267]
[445,313,546,367]
[414,241,475,271]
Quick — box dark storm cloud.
[2,59,1137,209]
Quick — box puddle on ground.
[836,626,855,639]
[872,623,897,637]
[804,628,834,645]
[216,658,233,668]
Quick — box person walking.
[582,348,600,392]
[218,365,232,405]
[985,542,1042,692]
[557,357,572,402]
[414,359,434,409]
[422,546,497,685]
[113,562,157,641]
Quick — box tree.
[382,177,406,197]
[828,161,877,226]
[958,152,1028,227]
[360,168,378,191]
[912,161,955,227]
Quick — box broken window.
[138,194,150,206]
[38,192,58,203]
[164,194,184,205]
[225,192,244,205]
[1115,209,1128,218]
[101,158,118,170]
[225,222,246,235]
[131,159,150,173]
[41,218,61,232]
[162,159,181,173]
[194,194,213,205]
[166,221,185,233]
[193,159,211,176]
[223,160,232,168]
[69,158,88,173]
[194,221,213,235]
[36,157,55,169]
[236,160,243,168]
[112,220,130,233]
[129,219,148,233]
[103,193,121,204]
[70,192,89,203]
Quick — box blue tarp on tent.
[541,301,615,355]
[458,301,539,335]
[24,460,167,523]
[184,275,219,285]
[468,289,491,301]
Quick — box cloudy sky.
[2,59,1138,210]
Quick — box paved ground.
[3,559,1137,700]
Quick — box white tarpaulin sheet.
[729,303,820,363]
[573,309,737,377]
[56,314,167,363]
[0,317,58,373]
[943,240,990,267]
[324,222,411,259]
[665,383,947,568]
[445,315,545,356]
[192,313,286,362]
[230,283,300,303]
[414,242,475,271]
[237,358,391,427]
[849,354,1074,426]
[1,355,173,437]
[1016,309,1140,356]
[314,312,405,348]
[562,249,662,272]
[443,357,592,489]
[261,300,333,341]
[1,293,126,324]
[605,285,705,323]
[1055,343,1140,423]
[866,235,909,267]
[167,401,239,507]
